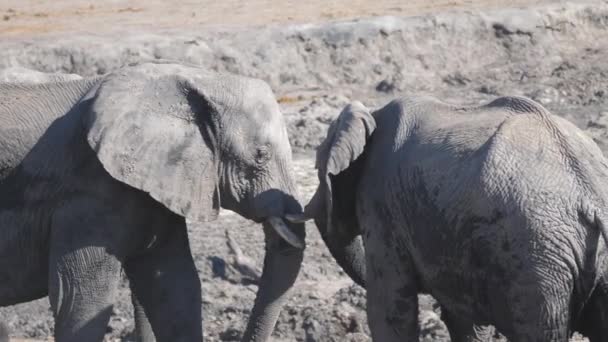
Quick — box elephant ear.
[312,101,376,234]
[84,73,221,223]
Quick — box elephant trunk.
[306,187,366,288]
[318,224,366,287]
[241,221,305,342]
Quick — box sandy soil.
[0,0,561,37]
[0,0,607,341]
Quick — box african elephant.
[0,61,305,342]
[293,96,608,341]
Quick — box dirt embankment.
[0,0,561,37]
[1,1,607,341]
[1,2,607,151]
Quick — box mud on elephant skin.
[294,96,608,341]
[0,61,305,342]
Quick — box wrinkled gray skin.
[0,67,156,342]
[305,97,608,341]
[0,62,305,342]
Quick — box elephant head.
[83,62,304,341]
[288,102,376,287]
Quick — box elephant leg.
[131,292,156,342]
[48,203,124,342]
[500,276,571,342]
[365,235,418,341]
[49,245,121,342]
[576,278,608,342]
[441,311,493,342]
[124,217,202,342]
[366,265,418,341]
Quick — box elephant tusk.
[284,213,311,224]
[267,216,305,249]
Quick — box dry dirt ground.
[1,0,608,341]
[1,0,560,37]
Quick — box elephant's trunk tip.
[266,216,305,249]
[284,212,311,224]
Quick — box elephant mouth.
[266,216,305,249]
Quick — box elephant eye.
[255,145,272,164]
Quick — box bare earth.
[1,0,607,341]
[1,0,559,37]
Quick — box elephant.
[290,96,608,341]
[0,61,306,342]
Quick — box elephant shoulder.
[377,95,454,118]
[378,95,548,123]
[479,111,598,190]
[489,105,602,164]
[0,77,102,177]
[484,113,555,156]
[483,96,549,117]
[477,96,559,155]
[371,96,440,139]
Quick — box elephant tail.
[595,213,608,249]
[580,202,608,248]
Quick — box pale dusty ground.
[0,0,561,37]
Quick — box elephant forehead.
[240,81,281,120]
[248,100,289,148]
[228,81,285,132]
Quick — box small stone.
[478,85,498,95]
[219,327,241,341]
[376,79,395,93]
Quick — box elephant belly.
[422,271,491,323]
[410,219,525,325]
[0,206,50,306]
